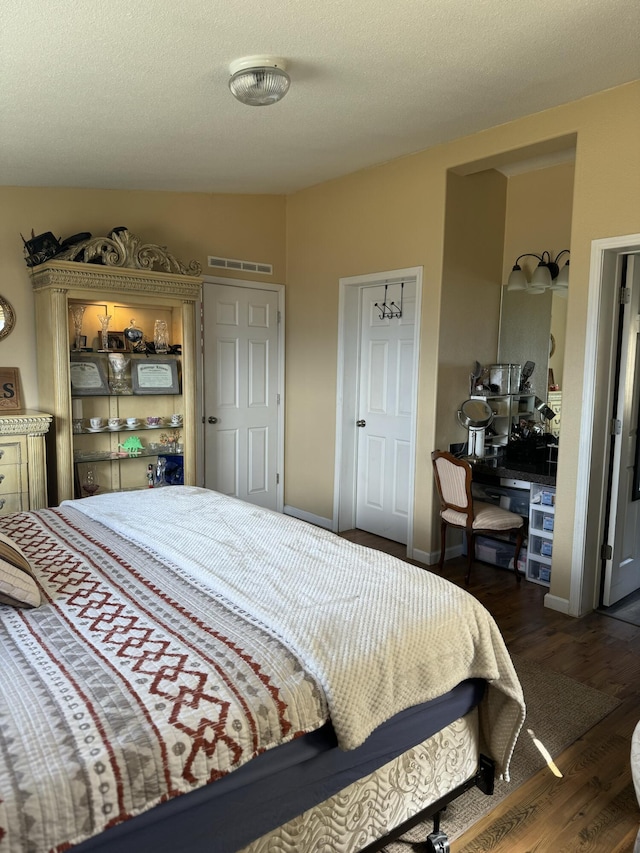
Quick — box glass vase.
[153,320,169,354]
[97,314,112,352]
[69,304,86,352]
[108,353,130,394]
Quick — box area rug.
[381,654,621,851]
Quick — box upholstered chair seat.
[431,450,525,584]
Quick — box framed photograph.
[0,368,22,410]
[70,355,110,396]
[107,332,126,351]
[131,357,180,395]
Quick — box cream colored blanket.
[67,486,525,776]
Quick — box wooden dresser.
[0,411,52,514]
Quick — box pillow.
[0,531,41,608]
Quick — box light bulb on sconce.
[506,250,570,295]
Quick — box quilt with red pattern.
[0,504,327,853]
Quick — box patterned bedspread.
[0,488,525,853]
[0,505,326,853]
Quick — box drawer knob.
[0,499,5,510]
[0,474,5,485]
[0,450,4,459]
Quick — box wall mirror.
[0,295,16,341]
[497,288,566,401]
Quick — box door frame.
[333,267,423,556]
[571,234,640,616]
[200,275,286,512]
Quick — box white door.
[603,255,640,605]
[355,281,415,543]
[202,282,281,510]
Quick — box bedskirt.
[242,711,480,853]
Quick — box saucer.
[87,426,107,433]
[169,420,183,427]
[145,423,163,429]
[125,423,139,429]
[108,425,123,431]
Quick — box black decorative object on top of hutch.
[30,230,202,505]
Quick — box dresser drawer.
[0,465,27,495]
[0,439,26,466]
[0,491,28,515]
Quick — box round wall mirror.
[0,296,16,341]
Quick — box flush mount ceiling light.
[228,56,290,107]
[506,250,570,296]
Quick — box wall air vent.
[208,256,273,275]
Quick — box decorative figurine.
[147,464,154,488]
[118,436,144,456]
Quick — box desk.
[468,449,557,586]
[471,448,557,487]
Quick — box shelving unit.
[526,482,556,586]
[31,242,202,504]
[472,393,536,452]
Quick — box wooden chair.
[431,450,524,585]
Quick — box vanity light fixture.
[506,250,570,295]
[228,56,290,106]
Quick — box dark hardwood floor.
[340,529,640,853]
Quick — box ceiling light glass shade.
[506,266,528,291]
[531,262,552,290]
[551,259,570,289]
[229,56,290,106]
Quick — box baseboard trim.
[412,544,463,566]
[284,505,333,530]
[544,593,570,614]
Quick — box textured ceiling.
[1,0,638,195]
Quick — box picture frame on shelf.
[106,332,126,351]
[69,355,110,396]
[131,357,180,395]
[0,367,22,410]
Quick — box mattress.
[0,487,525,853]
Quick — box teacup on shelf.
[145,416,162,427]
[89,417,105,429]
[126,417,138,426]
[108,417,124,430]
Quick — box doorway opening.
[334,267,422,556]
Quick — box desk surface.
[470,452,557,486]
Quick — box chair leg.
[465,531,474,585]
[513,527,524,584]
[439,520,447,569]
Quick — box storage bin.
[538,566,551,582]
[540,540,553,557]
[542,515,554,531]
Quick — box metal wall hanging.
[374,282,404,320]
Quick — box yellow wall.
[439,169,507,453]
[0,187,286,407]
[2,82,639,615]
[286,81,640,611]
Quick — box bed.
[0,486,525,853]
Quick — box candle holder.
[97,314,112,352]
[69,304,87,352]
[81,465,100,497]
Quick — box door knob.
[356,419,366,427]
[208,416,219,424]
